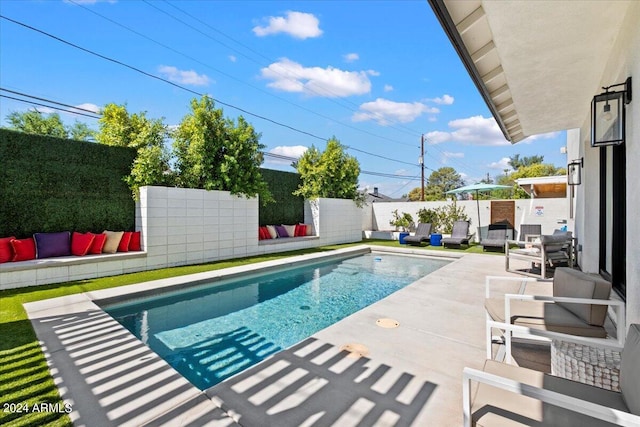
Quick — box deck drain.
[376,318,400,328]
[340,343,369,359]
[299,305,311,310]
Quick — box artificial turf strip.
[0,239,495,426]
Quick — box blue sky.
[0,0,568,197]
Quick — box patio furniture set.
[465,260,635,425]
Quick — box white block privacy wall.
[0,186,363,289]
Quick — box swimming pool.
[104,252,449,390]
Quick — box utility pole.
[420,134,425,201]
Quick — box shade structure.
[445,183,512,233]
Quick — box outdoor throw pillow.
[34,232,71,259]
[11,237,36,262]
[266,225,278,239]
[275,225,288,238]
[261,226,271,240]
[89,233,107,254]
[102,230,124,254]
[0,236,16,263]
[71,232,95,256]
[295,224,306,237]
[118,231,132,252]
[129,231,141,251]
[283,224,297,238]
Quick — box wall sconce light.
[567,158,583,186]
[591,77,632,147]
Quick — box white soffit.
[440,0,633,143]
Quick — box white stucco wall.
[369,199,569,241]
[569,2,639,328]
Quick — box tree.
[4,110,94,141]
[294,137,365,206]
[407,167,464,201]
[95,103,172,196]
[508,154,545,170]
[173,96,272,202]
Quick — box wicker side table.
[551,339,621,391]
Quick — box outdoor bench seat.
[0,251,147,272]
[258,236,319,246]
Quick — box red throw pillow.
[71,232,95,256]
[0,236,16,263]
[129,231,141,251]
[89,233,107,254]
[295,224,307,237]
[118,231,132,252]
[11,237,36,262]
[258,227,264,240]
[260,226,271,240]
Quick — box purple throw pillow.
[34,232,71,259]
[275,225,289,238]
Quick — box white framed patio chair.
[505,233,574,279]
[485,270,625,363]
[463,322,639,427]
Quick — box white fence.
[367,198,570,241]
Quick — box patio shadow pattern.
[207,337,437,426]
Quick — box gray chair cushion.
[621,324,640,415]
[540,234,570,252]
[485,298,607,338]
[553,268,611,326]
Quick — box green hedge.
[259,168,304,225]
[0,129,136,237]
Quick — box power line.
[1,88,101,115]
[262,152,421,180]
[147,0,420,145]
[0,94,101,119]
[0,14,419,167]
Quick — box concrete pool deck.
[24,245,548,426]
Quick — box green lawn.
[0,239,496,426]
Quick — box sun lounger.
[403,223,432,246]
[442,220,471,248]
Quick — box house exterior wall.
[568,2,640,327]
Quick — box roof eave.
[427,0,515,143]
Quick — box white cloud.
[229,55,237,62]
[260,58,372,97]
[429,94,454,105]
[343,53,359,62]
[253,11,322,39]
[441,151,464,164]
[158,65,210,86]
[352,98,438,125]
[383,84,393,92]
[488,157,513,171]
[424,115,509,146]
[265,145,308,165]
[74,103,100,114]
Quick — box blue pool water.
[104,253,449,390]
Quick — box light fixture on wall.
[567,158,583,186]
[591,77,632,147]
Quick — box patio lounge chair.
[403,222,432,246]
[516,224,542,247]
[505,233,574,279]
[481,224,508,252]
[484,268,625,362]
[442,220,471,248]
[463,322,640,426]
